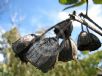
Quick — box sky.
[0,0,102,63]
[0,0,102,38]
[0,0,102,45]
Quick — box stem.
[34,25,56,42]
[39,19,71,39]
[97,67,102,72]
[80,13,102,31]
[86,0,88,15]
[76,19,102,36]
[69,14,102,36]
[40,25,55,38]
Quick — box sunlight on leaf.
[59,0,78,5]
[60,0,86,10]
[82,51,89,55]
[3,27,20,45]
[93,0,102,4]
[63,1,85,10]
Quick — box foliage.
[59,0,79,5]
[59,0,102,10]
[93,0,102,4]
[3,27,20,45]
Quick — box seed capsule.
[77,31,101,51]
[25,37,60,72]
[58,38,77,62]
[12,34,37,63]
[54,19,73,39]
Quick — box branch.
[96,67,102,72]
[79,13,102,31]
[69,14,102,36]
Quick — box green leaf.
[59,0,78,5]
[93,0,102,4]
[3,27,20,45]
[82,51,89,55]
[63,0,86,10]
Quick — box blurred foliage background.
[0,27,102,76]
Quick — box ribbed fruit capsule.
[58,38,77,62]
[54,19,73,39]
[77,31,101,51]
[12,34,37,63]
[25,37,60,72]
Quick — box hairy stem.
[80,13,102,31]
[69,14,102,36]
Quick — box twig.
[69,14,102,36]
[97,67,102,72]
[86,0,88,16]
[79,13,102,31]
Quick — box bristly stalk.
[86,0,88,16]
[79,13,102,31]
[69,14,102,36]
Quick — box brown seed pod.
[25,37,60,72]
[54,19,73,39]
[77,31,101,51]
[58,38,77,62]
[89,33,101,51]
[12,34,37,63]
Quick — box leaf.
[59,0,78,5]
[82,51,89,55]
[59,0,102,10]
[3,27,20,45]
[63,0,86,10]
[93,0,102,4]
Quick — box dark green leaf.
[82,51,89,55]
[59,0,78,5]
[63,0,85,10]
[93,0,102,4]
